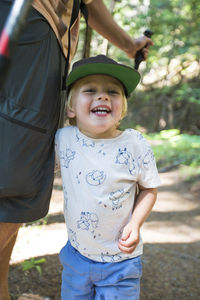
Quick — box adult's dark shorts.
[0,0,66,223]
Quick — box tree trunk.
[82,25,93,58]
[167,98,174,129]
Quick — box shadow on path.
[9,241,200,300]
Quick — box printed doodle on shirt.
[101,252,122,262]
[76,171,82,184]
[76,132,95,148]
[97,143,106,156]
[143,148,155,170]
[68,228,79,249]
[60,148,75,168]
[136,131,145,141]
[77,212,99,231]
[109,189,129,210]
[116,148,136,175]
[63,185,68,207]
[86,170,106,186]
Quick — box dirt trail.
[9,170,200,300]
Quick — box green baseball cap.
[66,55,141,97]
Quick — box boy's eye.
[83,88,96,93]
[108,90,120,95]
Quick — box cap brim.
[66,63,140,97]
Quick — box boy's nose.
[97,92,109,101]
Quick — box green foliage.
[77,0,200,77]
[148,0,200,63]
[175,83,200,104]
[21,258,46,275]
[147,129,180,140]
[146,130,200,168]
[25,216,49,227]
[74,0,200,132]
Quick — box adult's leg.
[0,222,21,300]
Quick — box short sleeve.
[137,135,161,188]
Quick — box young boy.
[55,55,161,300]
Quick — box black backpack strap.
[62,0,88,90]
[80,1,88,24]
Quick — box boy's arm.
[118,185,157,254]
[86,0,153,59]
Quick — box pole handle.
[134,29,154,70]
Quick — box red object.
[0,29,9,57]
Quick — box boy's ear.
[67,107,76,118]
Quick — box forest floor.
[9,167,200,300]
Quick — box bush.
[146,129,200,168]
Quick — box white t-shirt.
[55,126,161,262]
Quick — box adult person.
[0,1,153,299]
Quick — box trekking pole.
[0,0,33,89]
[134,29,154,70]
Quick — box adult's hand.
[126,35,153,59]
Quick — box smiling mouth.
[91,107,111,115]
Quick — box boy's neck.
[78,127,123,139]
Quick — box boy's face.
[67,74,125,139]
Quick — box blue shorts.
[59,241,142,300]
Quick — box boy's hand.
[118,223,140,254]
